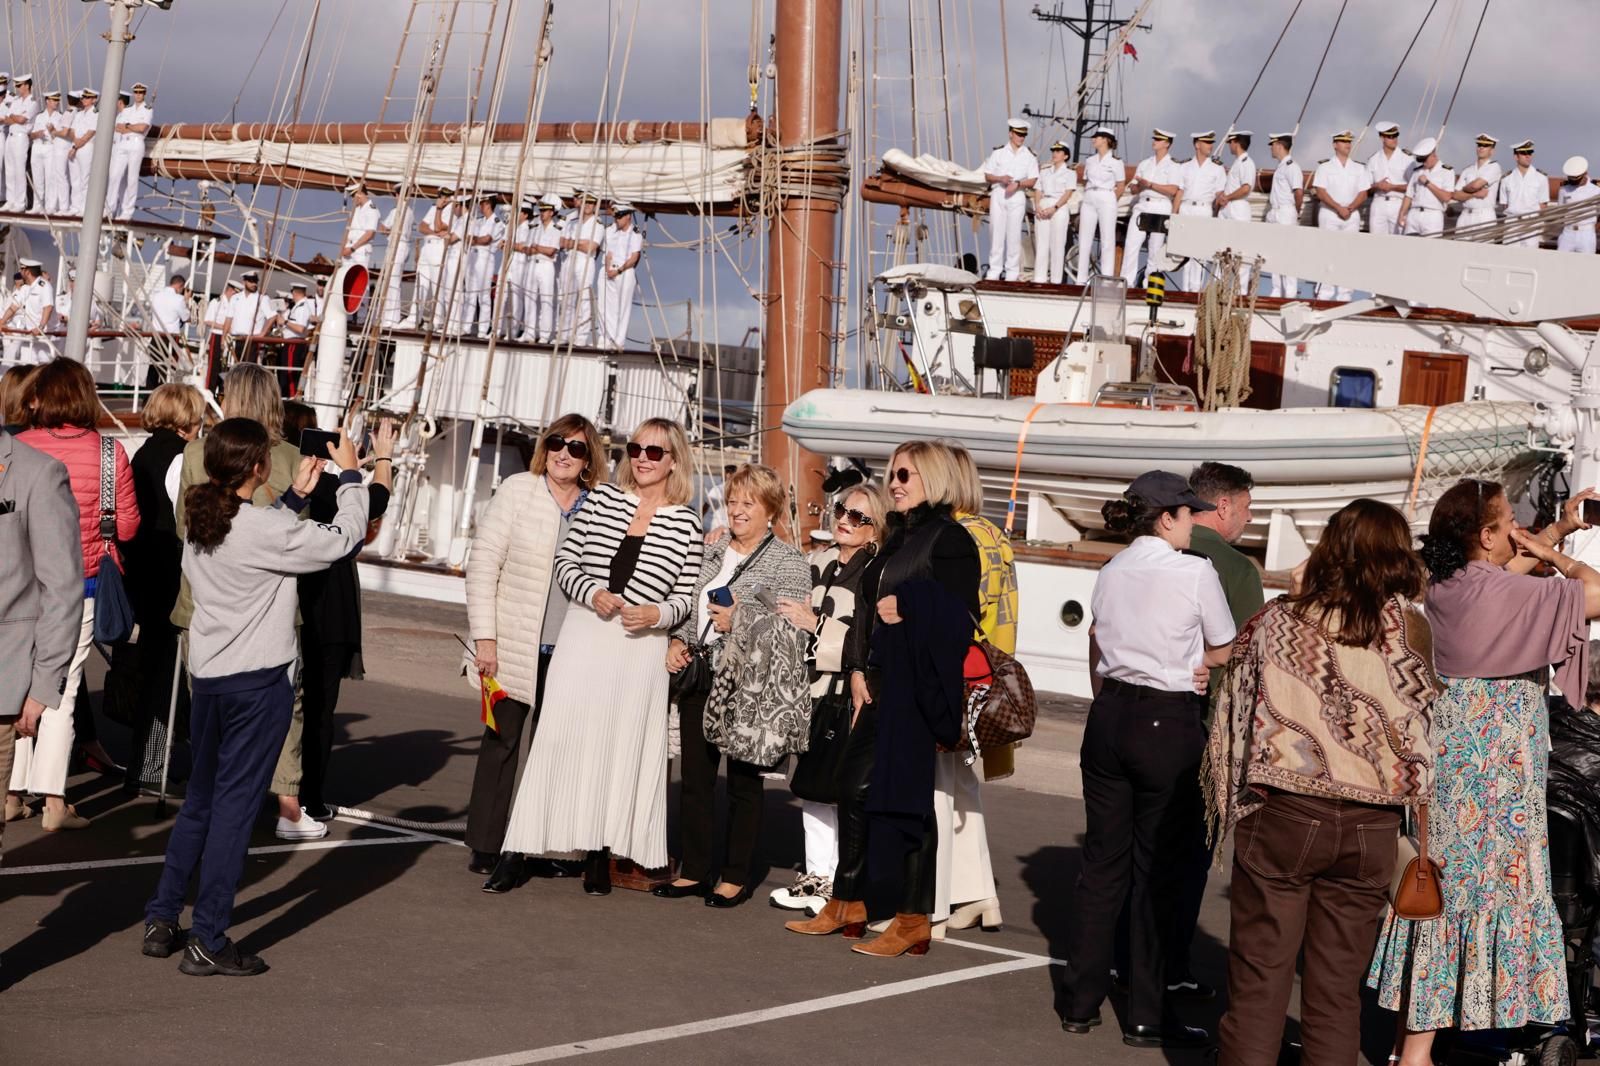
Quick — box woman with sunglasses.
[768,483,890,916]
[789,442,978,957]
[467,414,606,888]
[498,418,703,895]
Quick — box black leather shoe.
[527,858,581,879]
[1122,1024,1210,1049]
[582,849,612,896]
[704,884,754,909]
[651,880,710,899]
[1060,1014,1102,1034]
[482,854,528,894]
[468,851,497,876]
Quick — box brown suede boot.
[785,898,868,938]
[850,913,932,957]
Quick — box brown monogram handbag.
[1390,805,1443,921]
[951,633,1038,756]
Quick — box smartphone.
[299,428,339,459]
[707,586,734,608]
[1585,498,1600,526]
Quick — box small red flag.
[1123,41,1139,61]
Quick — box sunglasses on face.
[833,502,874,527]
[544,435,589,460]
[626,442,667,461]
[890,467,921,484]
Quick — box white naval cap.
[1226,129,1253,140]
[290,281,308,292]
[80,86,98,97]
[343,179,365,194]
[1268,131,1294,144]
[539,192,563,209]
[1150,127,1174,141]
[1331,129,1354,143]
[1475,132,1497,146]
[1411,136,1439,159]
[1006,116,1030,133]
[130,82,148,92]
[241,270,260,281]
[1191,130,1216,142]
[224,279,243,290]
[43,89,60,101]
[18,258,42,269]
[1092,126,1116,139]
[1375,120,1399,136]
[1564,156,1589,179]
[611,201,635,215]
[0,73,9,83]
[13,74,31,85]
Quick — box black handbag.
[790,691,852,803]
[93,435,135,644]
[668,533,774,702]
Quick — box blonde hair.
[142,383,205,434]
[532,412,608,488]
[840,481,890,547]
[725,463,788,529]
[938,440,985,516]
[616,417,693,506]
[221,363,284,440]
[888,439,962,509]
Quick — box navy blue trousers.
[146,663,294,951]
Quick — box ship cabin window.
[1330,367,1376,408]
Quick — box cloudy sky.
[9,0,1591,354]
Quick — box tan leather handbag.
[1390,805,1443,921]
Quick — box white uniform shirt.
[149,287,190,332]
[1177,158,1226,207]
[512,218,536,257]
[1132,155,1182,211]
[1035,161,1079,206]
[6,93,39,138]
[283,297,315,337]
[28,110,51,146]
[1082,153,1124,192]
[566,215,602,254]
[346,201,380,253]
[979,143,1039,194]
[419,204,452,255]
[1313,156,1371,207]
[1366,147,1412,198]
[227,290,274,336]
[1558,180,1600,234]
[203,295,231,335]
[532,219,563,258]
[19,277,55,330]
[1269,157,1305,213]
[71,105,97,144]
[1089,535,1237,692]
[469,212,505,257]
[52,288,72,331]
[602,223,643,270]
[1405,161,1456,212]
[116,102,152,148]
[1499,166,1550,216]
[1457,159,1502,213]
[1223,153,1258,216]
[382,202,413,249]
[46,108,73,151]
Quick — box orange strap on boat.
[1405,406,1439,521]
[1005,403,1049,537]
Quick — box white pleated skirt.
[500,602,670,868]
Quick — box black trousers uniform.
[465,650,553,856]
[1067,677,1208,1029]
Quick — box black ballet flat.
[651,880,710,899]
[482,854,528,894]
[704,884,754,909]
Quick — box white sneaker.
[275,812,329,841]
[769,873,828,912]
[395,317,417,330]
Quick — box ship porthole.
[1060,600,1084,629]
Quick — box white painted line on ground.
[937,935,1068,966]
[433,956,1047,1065]
[0,832,436,877]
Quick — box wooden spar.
[151,120,751,145]
[764,0,843,537]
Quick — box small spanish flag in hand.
[480,673,508,733]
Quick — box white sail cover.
[149,119,753,205]
[881,148,988,194]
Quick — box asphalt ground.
[1,592,1407,1065]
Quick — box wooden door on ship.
[1148,336,1286,410]
[1398,351,1469,406]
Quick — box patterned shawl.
[1203,596,1440,847]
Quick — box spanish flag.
[480,673,508,733]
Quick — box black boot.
[583,849,612,896]
[482,853,529,894]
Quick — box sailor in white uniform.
[222,271,280,369]
[1218,130,1259,286]
[1398,137,1454,237]
[27,90,59,215]
[1120,128,1181,289]
[149,274,191,335]
[1175,131,1226,291]
[524,193,563,343]
[597,201,644,350]
[68,87,99,216]
[0,75,9,199]
[442,192,471,333]
[341,181,381,270]
[378,194,414,328]
[202,278,241,387]
[1265,133,1304,298]
[1364,121,1411,235]
[45,91,73,215]
[0,259,56,363]
[108,83,153,220]
[1032,141,1078,284]
[408,188,455,328]
[2,75,39,212]
[980,117,1039,281]
[558,191,602,345]
[506,201,536,339]
[1453,133,1501,230]
[1498,140,1549,249]
[1312,130,1369,300]
[1557,156,1599,255]
[464,195,506,337]
[1076,127,1124,284]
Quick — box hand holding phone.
[707,586,734,608]
[1584,498,1600,528]
[299,428,340,460]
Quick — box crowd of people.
[0,74,152,221]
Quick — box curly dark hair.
[1289,498,1425,646]
[1417,478,1502,583]
[185,418,271,552]
[1102,491,1182,539]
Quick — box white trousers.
[465,251,496,335]
[1458,206,1497,231]
[10,597,94,797]
[381,242,410,327]
[1120,204,1169,287]
[529,257,557,341]
[1076,189,1118,284]
[440,249,464,332]
[1558,228,1598,255]
[69,142,94,215]
[985,189,1027,280]
[932,751,996,923]
[46,146,70,215]
[107,145,143,219]
[504,253,530,336]
[28,141,47,215]
[1503,212,1542,249]
[1267,204,1300,298]
[597,267,635,350]
[343,244,373,271]
[1403,208,1444,237]
[1368,195,1402,235]
[558,252,596,345]
[1176,202,1214,291]
[1032,208,1071,284]
[3,134,30,210]
[800,798,839,879]
[413,246,444,323]
[1315,210,1361,299]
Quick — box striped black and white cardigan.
[553,482,704,630]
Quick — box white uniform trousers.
[985,189,1027,280]
[46,145,70,215]
[1403,207,1444,237]
[1175,202,1214,291]
[1267,204,1300,298]
[1368,194,1403,235]
[932,751,996,923]
[800,798,839,880]
[1458,206,1497,231]
[464,250,496,335]
[1558,228,1598,255]
[412,244,445,324]
[3,134,30,210]
[1075,189,1119,284]
[1315,209,1362,299]
[28,142,48,215]
[504,253,530,337]
[1032,207,1072,284]
[381,242,410,328]
[558,252,597,345]
[1222,201,1254,287]
[597,266,635,350]
[10,597,94,797]
[528,256,557,342]
[1119,203,1169,288]
[69,142,94,215]
[107,145,143,219]
[1502,212,1543,249]
[440,248,465,332]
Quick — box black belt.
[1099,676,1204,712]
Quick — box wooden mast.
[764,0,842,535]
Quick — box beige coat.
[465,471,564,705]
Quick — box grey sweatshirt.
[183,471,369,679]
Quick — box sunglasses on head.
[626,442,667,461]
[890,467,920,484]
[544,435,589,460]
[833,502,874,527]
